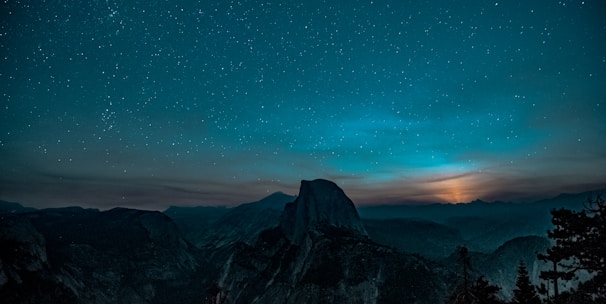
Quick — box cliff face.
[280,179,368,245]
[203,192,295,248]
[218,227,448,304]
[217,179,449,304]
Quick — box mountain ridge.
[1,182,602,303]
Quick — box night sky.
[1,0,605,210]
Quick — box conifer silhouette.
[512,262,540,304]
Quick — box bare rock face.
[216,179,448,304]
[201,192,295,248]
[0,215,77,303]
[280,179,367,244]
[0,216,47,274]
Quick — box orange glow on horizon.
[431,175,478,203]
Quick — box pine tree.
[459,246,472,294]
[471,276,502,304]
[538,194,606,302]
[448,246,503,304]
[512,262,540,304]
[575,194,606,302]
[449,276,503,304]
[580,194,606,276]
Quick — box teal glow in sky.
[1,0,605,209]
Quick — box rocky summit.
[216,179,448,304]
[280,179,368,245]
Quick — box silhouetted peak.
[254,192,296,210]
[0,200,36,214]
[280,179,367,244]
[263,191,292,200]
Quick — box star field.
[1,0,605,209]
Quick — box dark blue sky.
[1,0,605,209]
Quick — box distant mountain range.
[0,186,602,303]
[357,193,594,221]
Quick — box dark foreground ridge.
[0,207,204,303]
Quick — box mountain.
[205,191,295,247]
[444,212,551,253]
[357,189,601,222]
[3,184,600,303]
[476,235,595,300]
[280,179,367,244]
[438,235,552,300]
[476,236,552,299]
[0,200,36,214]
[216,179,451,303]
[533,191,605,209]
[166,192,295,249]
[163,205,230,246]
[357,190,600,253]
[0,207,207,304]
[0,215,75,303]
[363,218,464,260]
